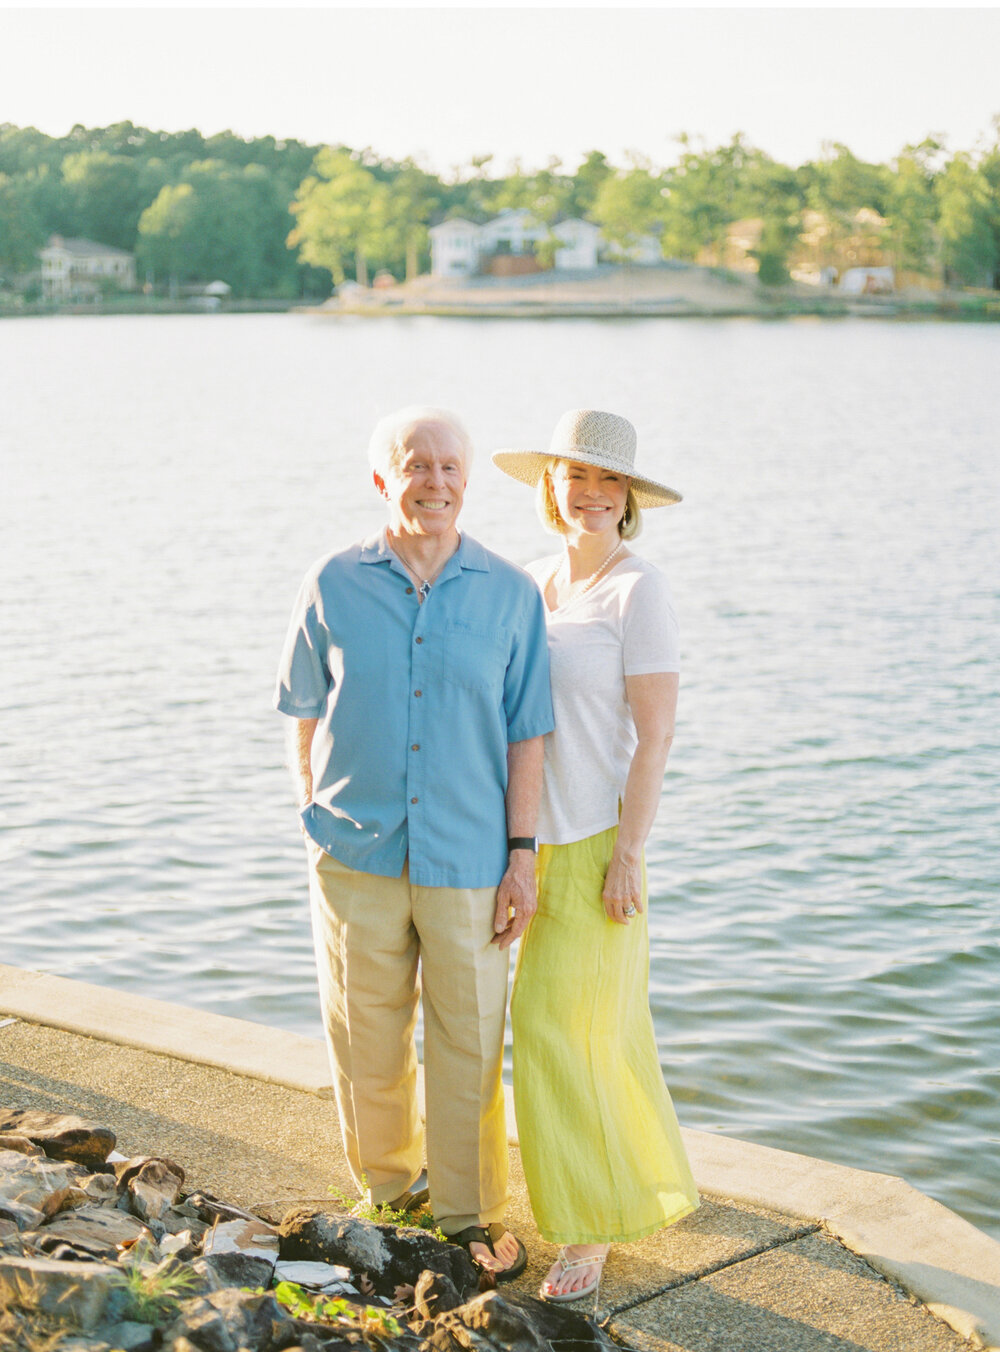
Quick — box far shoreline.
[3,264,999,322]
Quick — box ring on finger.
[624,904,637,917]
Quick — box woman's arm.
[602,671,678,924]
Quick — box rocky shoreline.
[0,1107,613,1352]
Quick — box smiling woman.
[492,410,697,1302]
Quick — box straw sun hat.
[491,409,682,508]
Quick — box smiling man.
[274,406,552,1279]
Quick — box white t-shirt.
[525,552,680,846]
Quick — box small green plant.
[273,1281,403,1338]
[113,1256,199,1325]
[328,1181,444,1236]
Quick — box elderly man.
[274,406,552,1279]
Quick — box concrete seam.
[602,1223,822,1319]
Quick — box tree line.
[1,119,998,297]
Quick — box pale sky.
[3,6,1000,174]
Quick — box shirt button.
[415,636,423,644]
[411,796,419,804]
[411,743,420,751]
[406,586,414,594]
[414,690,422,697]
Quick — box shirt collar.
[359,527,490,575]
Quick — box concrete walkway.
[2,965,998,1352]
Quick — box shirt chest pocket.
[440,621,510,695]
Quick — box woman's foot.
[540,1244,609,1301]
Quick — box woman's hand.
[602,848,643,924]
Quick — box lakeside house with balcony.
[429,209,657,278]
[39,236,137,301]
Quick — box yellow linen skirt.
[511,825,699,1244]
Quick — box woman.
[492,409,699,1303]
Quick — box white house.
[839,266,894,295]
[429,211,602,277]
[429,219,482,278]
[552,218,602,270]
[477,208,541,258]
[39,236,137,301]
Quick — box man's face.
[378,421,467,540]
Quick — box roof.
[429,218,479,236]
[41,236,135,260]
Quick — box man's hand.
[492,852,537,949]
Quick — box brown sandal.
[449,1222,527,1282]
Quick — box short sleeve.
[503,582,555,742]
[273,569,332,718]
[622,566,680,675]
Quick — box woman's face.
[549,459,630,539]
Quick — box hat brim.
[491,449,682,508]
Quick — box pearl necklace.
[554,539,625,602]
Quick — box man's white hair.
[367,406,474,477]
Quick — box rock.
[0,1196,44,1231]
[435,1288,619,1352]
[162,1287,297,1352]
[0,1151,88,1227]
[191,1250,276,1290]
[100,1320,158,1351]
[0,1216,23,1253]
[272,1258,356,1294]
[0,1134,45,1158]
[195,1214,280,1291]
[203,1216,280,1266]
[181,1191,263,1226]
[29,1203,151,1260]
[0,1110,115,1168]
[119,1250,221,1302]
[80,1172,119,1205]
[283,1335,356,1352]
[161,1208,209,1242]
[41,1184,92,1218]
[413,1268,464,1320]
[0,1254,119,1330]
[279,1208,479,1300]
[159,1228,200,1262]
[115,1157,185,1222]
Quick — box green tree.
[61,150,169,250]
[136,182,195,290]
[382,160,440,279]
[137,161,298,295]
[590,162,665,260]
[976,117,1000,288]
[0,172,46,272]
[660,135,760,262]
[936,152,998,286]
[886,140,942,277]
[288,148,392,286]
[568,150,613,218]
[742,155,805,283]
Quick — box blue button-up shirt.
[274,529,553,887]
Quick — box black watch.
[507,836,538,854]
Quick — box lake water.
[2,312,998,1240]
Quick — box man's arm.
[287,717,319,812]
[492,735,544,949]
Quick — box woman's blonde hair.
[535,457,643,540]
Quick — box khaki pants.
[308,846,510,1234]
